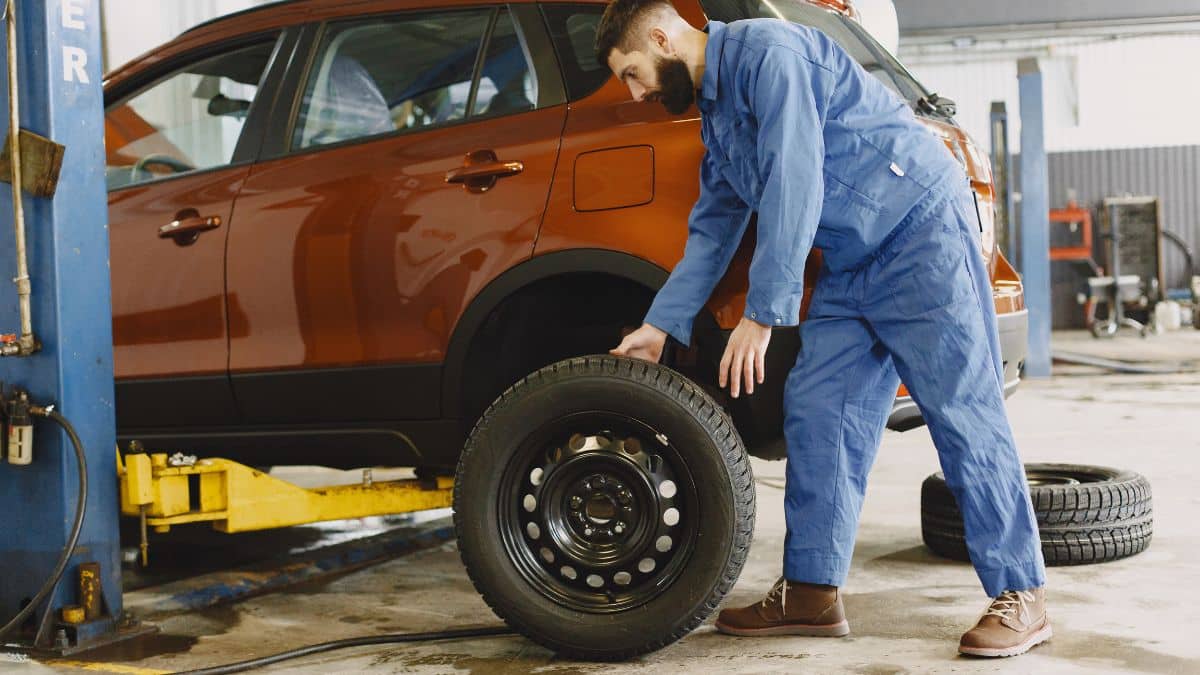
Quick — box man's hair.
[594,0,674,69]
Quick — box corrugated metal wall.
[1046,145,1200,291]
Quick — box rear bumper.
[886,308,1028,431]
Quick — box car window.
[699,0,927,103]
[473,10,539,117]
[293,8,550,150]
[105,40,276,191]
[540,4,609,102]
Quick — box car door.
[225,4,567,425]
[105,33,286,428]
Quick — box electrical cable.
[0,406,88,641]
[174,625,515,675]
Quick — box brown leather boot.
[715,578,850,637]
[959,588,1052,657]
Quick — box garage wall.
[893,0,1200,34]
[102,0,275,73]
[897,32,1200,153]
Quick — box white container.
[1155,301,1182,331]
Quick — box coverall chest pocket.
[890,228,974,317]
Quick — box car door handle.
[445,150,523,193]
[159,214,221,244]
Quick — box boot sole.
[714,619,850,638]
[959,623,1053,658]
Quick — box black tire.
[454,356,755,660]
[921,463,1152,566]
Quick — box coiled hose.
[0,407,88,641]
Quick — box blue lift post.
[1017,57,1052,378]
[0,0,127,651]
[988,101,1016,270]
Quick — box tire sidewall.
[456,367,744,657]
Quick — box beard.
[653,56,696,115]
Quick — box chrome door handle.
[445,150,524,193]
[159,215,221,245]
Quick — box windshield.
[699,0,930,106]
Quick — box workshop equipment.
[0,0,135,654]
[1049,200,1103,329]
[117,450,453,564]
[1089,197,1163,337]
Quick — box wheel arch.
[441,248,723,425]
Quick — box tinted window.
[293,9,492,149]
[541,4,610,102]
[105,40,275,190]
[700,0,928,103]
[473,10,538,117]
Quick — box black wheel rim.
[1025,467,1112,487]
[498,411,699,614]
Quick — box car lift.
[0,0,138,655]
[0,0,456,657]
[118,450,453,564]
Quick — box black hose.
[174,626,515,675]
[1161,229,1195,297]
[0,406,88,641]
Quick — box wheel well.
[457,272,656,428]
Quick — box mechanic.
[598,0,1051,658]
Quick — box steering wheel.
[131,153,195,182]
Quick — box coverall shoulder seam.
[725,35,836,78]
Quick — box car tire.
[454,356,754,660]
[921,463,1152,566]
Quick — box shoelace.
[763,577,789,614]
[983,589,1036,621]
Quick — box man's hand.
[720,317,772,398]
[611,323,668,362]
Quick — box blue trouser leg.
[781,269,901,585]
[864,188,1045,597]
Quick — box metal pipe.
[3,0,34,356]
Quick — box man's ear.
[648,26,671,55]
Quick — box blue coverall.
[643,19,1046,597]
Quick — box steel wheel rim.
[498,411,699,613]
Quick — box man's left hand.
[719,316,772,398]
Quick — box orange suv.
[105,0,1026,468]
[104,0,1027,657]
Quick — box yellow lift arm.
[117,451,453,562]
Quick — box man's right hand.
[610,323,668,363]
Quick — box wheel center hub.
[567,472,636,541]
[585,494,617,524]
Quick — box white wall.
[102,0,274,73]
[898,32,1200,153]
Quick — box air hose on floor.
[0,405,88,642]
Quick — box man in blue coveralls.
[599,0,1051,658]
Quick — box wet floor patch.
[68,632,199,663]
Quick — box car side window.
[540,4,610,102]
[294,7,552,151]
[105,40,277,191]
[472,10,538,118]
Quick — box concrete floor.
[6,333,1200,674]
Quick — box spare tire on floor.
[921,463,1152,566]
[454,356,755,660]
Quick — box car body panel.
[103,0,1027,465]
[226,106,566,374]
